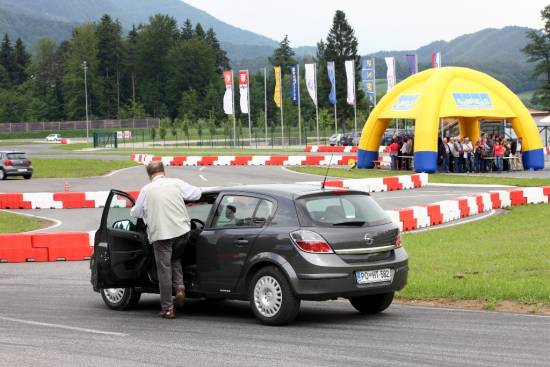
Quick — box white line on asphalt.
[409,210,497,233]
[2,210,62,233]
[399,304,550,318]
[104,165,142,177]
[375,193,464,200]
[280,166,321,177]
[199,166,205,171]
[0,316,127,336]
[428,183,515,188]
[199,174,208,182]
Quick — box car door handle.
[234,239,249,246]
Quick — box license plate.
[355,269,392,284]
[17,169,27,172]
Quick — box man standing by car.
[130,161,201,319]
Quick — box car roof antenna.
[321,154,334,190]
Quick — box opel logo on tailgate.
[364,233,374,245]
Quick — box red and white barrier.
[388,186,550,232]
[304,145,390,153]
[2,186,549,263]
[131,154,358,167]
[0,191,139,209]
[305,146,358,153]
[301,173,428,193]
[1,173,426,209]
[0,231,95,263]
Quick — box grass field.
[291,167,550,187]
[0,211,43,233]
[30,158,139,178]
[400,204,550,306]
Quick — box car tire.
[0,169,5,180]
[249,266,300,326]
[23,174,32,180]
[349,292,394,314]
[100,288,141,310]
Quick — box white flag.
[223,70,233,115]
[385,57,396,91]
[345,60,355,105]
[238,70,249,114]
[305,63,317,106]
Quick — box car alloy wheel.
[0,169,5,180]
[103,288,126,304]
[253,275,283,317]
[100,287,141,310]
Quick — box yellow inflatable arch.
[357,67,544,172]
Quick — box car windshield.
[297,194,390,227]
[7,153,26,160]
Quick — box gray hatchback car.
[0,151,33,180]
[91,184,408,325]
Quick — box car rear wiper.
[332,221,365,226]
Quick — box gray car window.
[299,194,389,226]
[211,195,260,228]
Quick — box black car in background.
[90,184,408,325]
[0,151,33,180]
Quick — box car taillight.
[27,159,32,165]
[3,159,12,166]
[290,230,333,254]
[394,233,402,248]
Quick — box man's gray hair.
[146,161,165,178]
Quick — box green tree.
[159,125,167,146]
[523,5,550,109]
[178,88,198,120]
[13,38,30,85]
[96,14,124,118]
[194,23,206,39]
[181,19,194,40]
[0,34,14,87]
[167,38,216,118]
[316,10,363,130]
[62,23,101,120]
[205,28,229,71]
[136,14,179,117]
[269,35,296,66]
[171,120,178,146]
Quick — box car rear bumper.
[4,167,33,176]
[287,247,409,300]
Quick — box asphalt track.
[2,143,550,366]
[0,261,548,367]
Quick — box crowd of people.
[438,133,522,173]
[386,132,523,173]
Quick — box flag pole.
[314,63,320,144]
[280,67,284,147]
[297,66,302,146]
[232,71,236,147]
[334,70,338,135]
[264,67,268,144]
[247,72,252,146]
[373,58,377,106]
[353,60,357,138]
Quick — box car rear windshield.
[297,193,390,227]
[7,153,26,159]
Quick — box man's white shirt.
[130,175,201,243]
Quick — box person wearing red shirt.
[389,138,399,170]
[493,140,504,172]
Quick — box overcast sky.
[183,0,548,53]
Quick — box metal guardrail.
[0,118,160,133]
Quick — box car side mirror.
[113,219,133,231]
